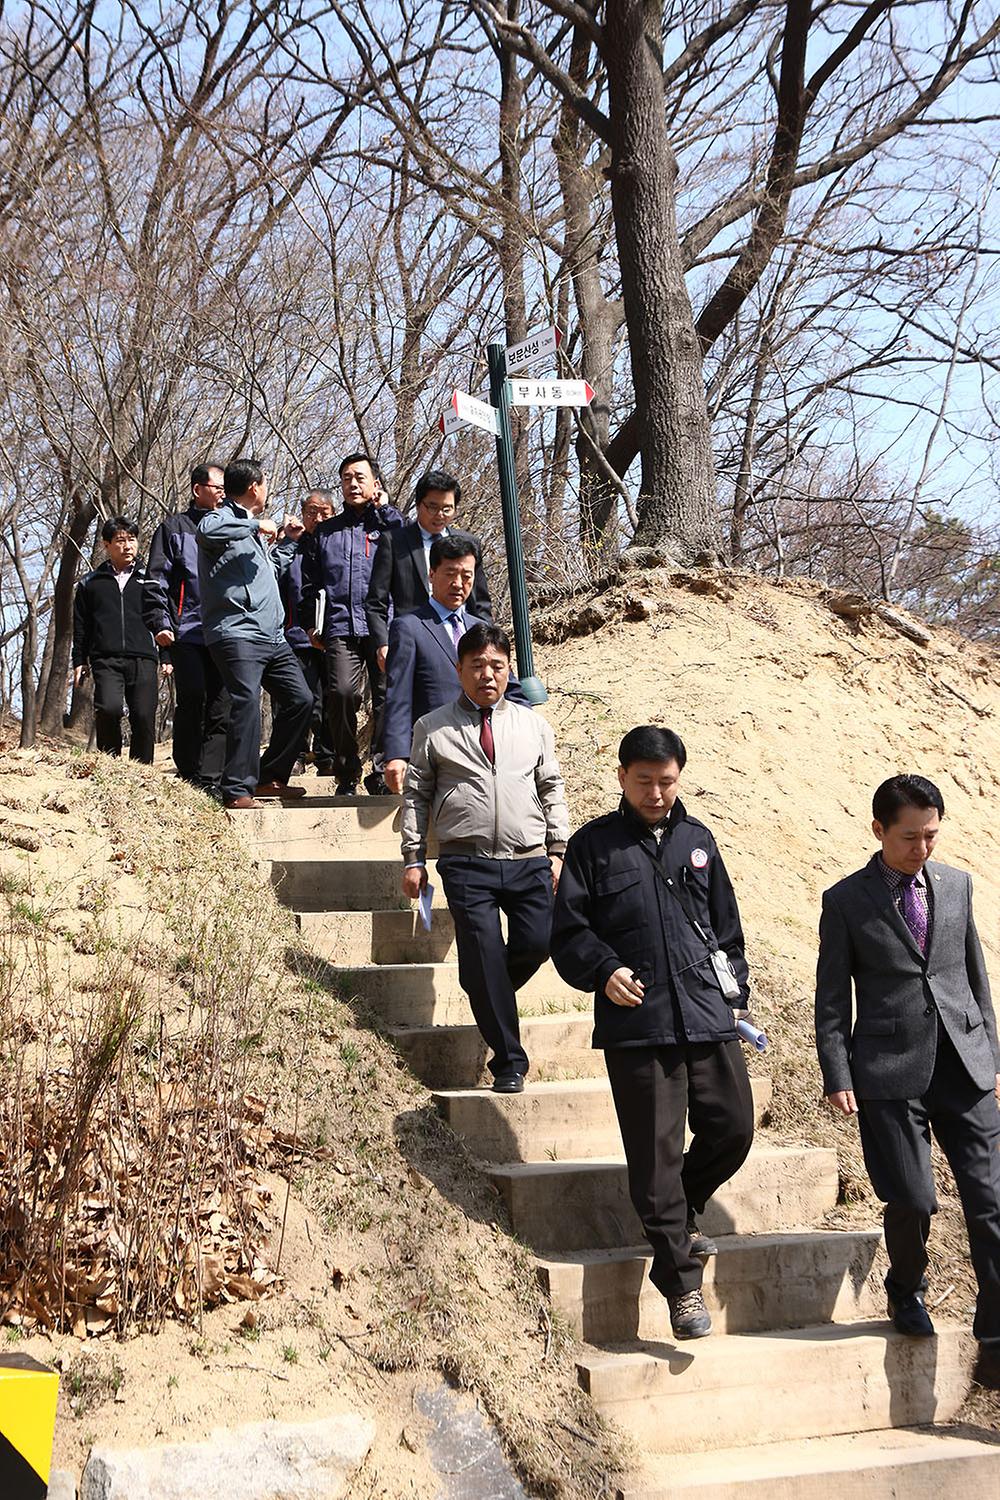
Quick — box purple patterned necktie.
[448,612,462,649]
[899,875,928,955]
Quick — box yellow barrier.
[0,1353,59,1499]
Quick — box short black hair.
[457,622,511,662]
[338,451,383,483]
[415,470,461,508]
[191,463,221,491]
[429,533,478,571]
[872,775,945,827]
[101,516,139,542]
[224,457,264,498]
[618,725,687,771]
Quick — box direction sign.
[508,378,595,407]
[439,407,463,436]
[451,388,499,435]
[505,325,562,373]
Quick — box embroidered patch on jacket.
[689,847,709,869]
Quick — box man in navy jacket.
[143,463,230,794]
[274,489,336,774]
[299,453,403,795]
[382,534,526,793]
[550,725,755,1342]
[196,459,312,809]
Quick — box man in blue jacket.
[550,725,755,1341]
[300,453,403,796]
[143,463,230,795]
[196,458,312,809]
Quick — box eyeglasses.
[421,504,456,517]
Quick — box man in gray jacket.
[816,773,1000,1375]
[401,623,569,1092]
[197,458,312,809]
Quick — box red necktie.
[479,709,495,765]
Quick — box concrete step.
[271,858,443,912]
[577,1321,976,1454]
[538,1228,883,1341]
[616,1425,1000,1499]
[433,1078,773,1165]
[233,793,407,860]
[389,1013,605,1089]
[323,961,587,1028]
[295,908,457,965]
[487,1144,838,1253]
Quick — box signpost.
[505,325,561,372]
[508,378,595,407]
[440,324,592,707]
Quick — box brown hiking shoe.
[667,1288,712,1340]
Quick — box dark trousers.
[91,655,158,764]
[858,1024,1000,1345]
[323,635,385,782]
[437,854,554,1078]
[169,640,230,791]
[209,637,313,802]
[605,1040,755,1299]
[294,646,335,768]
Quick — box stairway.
[237,793,1000,1499]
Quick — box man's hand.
[402,865,427,901]
[160,662,174,678]
[281,514,304,541]
[72,665,88,687]
[605,967,644,1007]
[549,854,563,893]
[308,628,325,651]
[825,1090,859,1117]
[154,629,175,647]
[384,759,407,795]
[377,645,388,672]
[258,516,278,544]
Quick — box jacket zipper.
[120,575,126,651]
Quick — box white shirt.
[418,524,449,589]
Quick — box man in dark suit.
[365,468,492,671]
[382,534,524,794]
[816,773,1000,1378]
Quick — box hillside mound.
[1,563,998,1487]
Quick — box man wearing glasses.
[144,463,231,797]
[365,470,493,673]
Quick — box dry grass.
[0,743,631,1497]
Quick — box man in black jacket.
[364,468,492,671]
[72,516,160,763]
[143,463,230,794]
[550,725,755,1341]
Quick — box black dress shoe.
[491,1073,525,1094]
[887,1292,934,1337]
[334,782,357,797]
[363,772,390,796]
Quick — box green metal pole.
[487,340,547,704]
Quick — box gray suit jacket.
[815,855,1000,1100]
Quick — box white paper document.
[418,882,434,931]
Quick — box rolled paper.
[737,1017,768,1052]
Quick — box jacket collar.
[860,854,930,962]
[618,795,686,842]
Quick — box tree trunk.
[602,0,719,558]
[554,26,620,565]
[18,606,38,749]
[39,492,96,736]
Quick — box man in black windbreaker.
[72,516,160,763]
[550,724,755,1341]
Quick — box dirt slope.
[2,564,999,1489]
